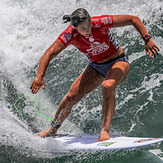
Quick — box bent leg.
[38,66,104,137]
[98,61,129,141]
[53,66,103,125]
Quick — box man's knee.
[65,91,84,105]
[101,80,115,96]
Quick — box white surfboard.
[53,135,163,151]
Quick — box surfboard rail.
[51,135,163,151]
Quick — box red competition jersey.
[58,15,119,62]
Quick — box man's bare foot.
[38,128,57,138]
[98,130,110,142]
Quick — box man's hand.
[145,39,160,58]
[30,76,45,94]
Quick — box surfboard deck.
[52,134,163,151]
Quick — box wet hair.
[63,8,91,27]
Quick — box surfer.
[30,8,159,141]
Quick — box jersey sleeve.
[58,25,75,47]
[91,15,113,29]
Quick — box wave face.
[0,0,163,162]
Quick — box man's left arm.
[112,15,160,58]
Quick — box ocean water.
[0,0,163,162]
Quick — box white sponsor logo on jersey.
[87,42,109,56]
[89,37,94,42]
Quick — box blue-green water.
[0,0,163,162]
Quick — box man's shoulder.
[91,15,113,28]
[58,25,79,46]
[63,25,79,39]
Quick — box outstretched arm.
[31,39,65,94]
[113,15,160,58]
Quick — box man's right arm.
[31,39,65,94]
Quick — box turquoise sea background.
[0,0,163,162]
